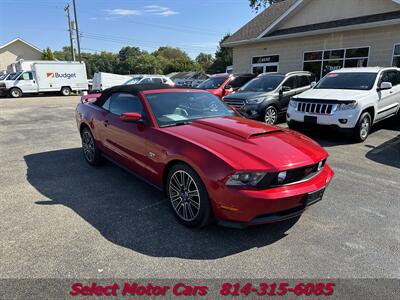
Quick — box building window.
[393,44,400,67]
[303,47,369,80]
[252,55,279,75]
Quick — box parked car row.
[220,67,400,142]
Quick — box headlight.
[336,101,357,111]
[289,99,297,108]
[247,97,265,104]
[226,171,266,187]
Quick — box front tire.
[264,105,278,125]
[166,164,212,228]
[353,112,371,142]
[9,88,22,98]
[81,127,104,166]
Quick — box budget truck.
[0,61,88,98]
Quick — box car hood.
[224,91,274,100]
[295,89,370,101]
[163,116,327,171]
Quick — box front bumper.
[287,106,360,129]
[237,103,264,119]
[212,164,334,228]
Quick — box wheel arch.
[79,122,90,136]
[361,106,375,123]
[162,159,190,192]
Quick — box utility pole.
[72,0,82,61]
[64,4,75,61]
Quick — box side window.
[282,76,296,89]
[109,93,144,116]
[21,72,33,80]
[102,96,111,110]
[297,75,311,88]
[381,71,399,86]
[151,77,163,84]
[140,78,153,84]
[229,76,253,89]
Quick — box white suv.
[287,67,400,142]
[124,75,175,86]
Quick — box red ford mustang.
[76,84,334,228]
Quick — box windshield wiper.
[160,121,192,128]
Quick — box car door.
[100,92,151,174]
[279,76,298,111]
[17,71,37,93]
[376,70,400,120]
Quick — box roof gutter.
[222,19,400,47]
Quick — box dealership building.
[223,0,400,80]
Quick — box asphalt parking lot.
[0,95,399,279]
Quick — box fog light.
[339,119,348,124]
[277,171,287,184]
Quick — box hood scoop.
[193,117,283,140]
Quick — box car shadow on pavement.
[25,148,298,260]
[292,116,400,148]
[365,134,400,168]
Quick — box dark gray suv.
[222,71,314,124]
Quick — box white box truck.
[0,61,88,98]
[91,72,133,91]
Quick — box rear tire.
[81,127,104,166]
[353,112,371,142]
[166,163,212,228]
[61,87,71,96]
[9,88,22,98]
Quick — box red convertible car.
[76,84,334,228]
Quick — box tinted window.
[283,77,296,89]
[145,92,235,127]
[315,73,377,90]
[304,51,323,61]
[304,61,322,81]
[324,49,344,60]
[297,75,311,87]
[346,47,369,58]
[381,71,400,86]
[198,77,227,89]
[109,93,144,116]
[7,72,21,80]
[151,77,163,84]
[252,66,264,75]
[140,78,153,84]
[229,76,254,88]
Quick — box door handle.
[103,120,109,127]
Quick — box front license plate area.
[304,115,317,124]
[306,188,325,206]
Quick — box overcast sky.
[0,0,258,58]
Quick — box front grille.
[224,98,246,108]
[257,160,326,189]
[296,101,334,114]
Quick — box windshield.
[197,77,227,89]
[7,72,21,81]
[124,76,143,85]
[239,75,284,92]
[315,73,377,90]
[145,92,236,127]
[0,73,8,80]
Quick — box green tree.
[54,46,75,61]
[249,0,285,11]
[207,34,233,74]
[41,47,55,60]
[195,53,214,72]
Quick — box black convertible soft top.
[96,84,191,106]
